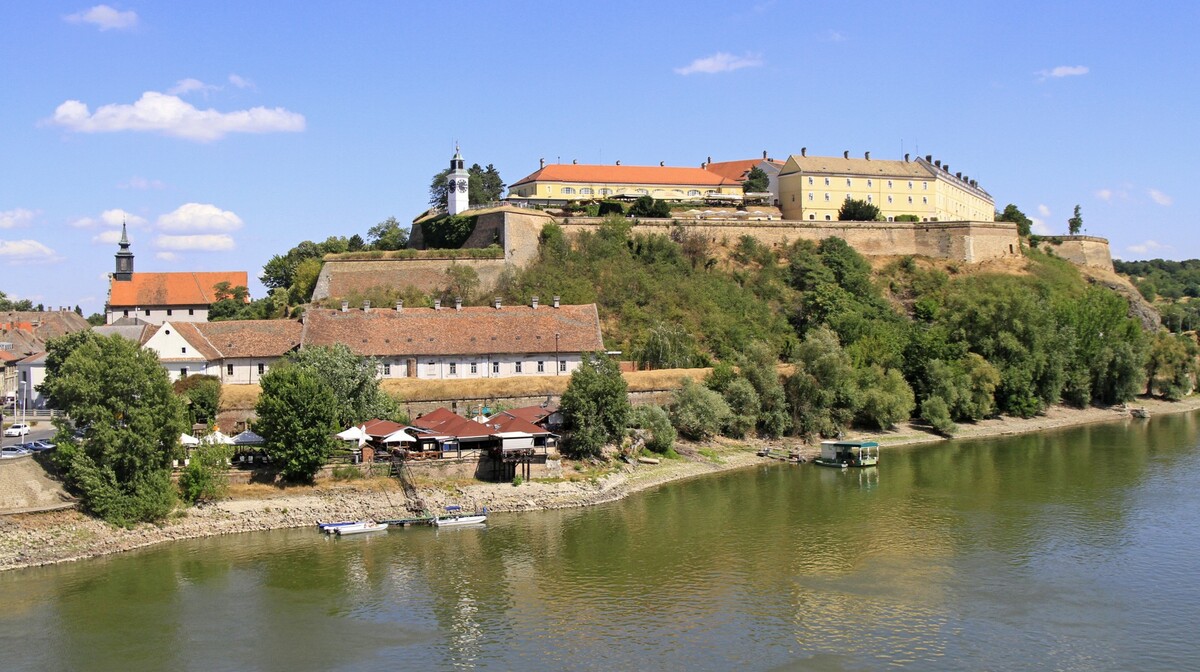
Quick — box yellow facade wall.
[510,180,741,200]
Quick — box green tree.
[441,264,480,304]
[739,341,790,437]
[0,290,34,311]
[630,404,676,455]
[367,216,409,251]
[742,166,770,193]
[287,257,324,305]
[669,378,731,441]
[178,443,231,504]
[721,377,760,438]
[173,374,221,425]
[785,327,858,438]
[1145,331,1197,399]
[255,365,339,482]
[1068,204,1083,235]
[559,353,631,458]
[43,335,187,526]
[283,344,398,428]
[429,163,505,207]
[853,365,915,429]
[629,195,671,218]
[996,204,1033,237]
[837,197,882,221]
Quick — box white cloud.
[155,251,179,261]
[1029,217,1052,235]
[92,229,125,244]
[0,208,38,229]
[167,78,220,97]
[1128,240,1167,255]
[154,234,235,252]
[70,208,147,228]
[157,203,243,232]
[1037,204,1051,217]
[228,73,255,89]
[118,176,166,190]
[674,52,763,75]
[823,30,847,43]
[1038,65,1089,80]
[64,4,138,31]
[46,91,305,142]
[1147,188,1173,206]
[1095,188,1112,201]
[0,239,58,262]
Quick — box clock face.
[457,179,468,192]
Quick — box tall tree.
[996,204,1033,237]
[283,344,398,428]
[367,216,409,251]
[255,365,339,483]
[428,163,505,207]
[837,197,882,221]
[742,166,770,193]
[1068,204,1083,235]
[559,353,631,458]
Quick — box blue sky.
[2,2,1198,314]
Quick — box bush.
[669,379,731,441]
[630,404,676,454]
[560,353,631,458]
[854,365,916,430]
[420,214,477,248]
[920,396,957,436]
[894,214,920,222]
[721,377,760,438]
[179,444,231,504]
[629,195,671,218]
[597,201,625,216]
[331,465,364,481]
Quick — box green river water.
[3,412,1200,671]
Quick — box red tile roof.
[302,304,604,358]
[510,164,737,189]
[493,405,556,425]
[190,320,302,359]
[361,419,406,439]
[703,159,782,182]
[108,272,250,308]
[486,415,550,435]
[412,408,493,439]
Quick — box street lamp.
[19,380,26,428]
[555,332,560,376]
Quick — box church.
[104,223,249,325]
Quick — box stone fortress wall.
[317,206,1113,299]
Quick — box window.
[824,177,830,186]
[922,196,928,204]
[600,188,612,196]
[145,309,151,316]
[166,309,173,316]
[492,362,500,374]
[867,179,873,188]
[559,361,567,372]
[809,214,816,220]
[807,177,814,185]
[846,193,851,201]
[824,193,830,202]
[537,361,545,373]
[866,195,873,202]
[808,192,813,201]
[383,363,391,376]
[846,178,852,187]
[515,361,523,373]
[427,361,436,375]
[181,347,187,354]
[180,368,188,377]
[922,181,928,190]
[561,187,575,194]
[470,362,478,374]
[908,181,913,189]
[123,310,129,317]
[258,363,265,375]
[688,190,700,197]
[188,309,194,315]
[635,188,648,194]
[580,188,593,195]
[887,195,893,203]
[824,215,832,221]
[887,180,893,188]
[449,362,457,375]
[908,196,913,204]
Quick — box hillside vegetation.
[497,217,1194,436]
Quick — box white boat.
[433,514,487,527]
[334,522,389,535]
[318,521,358,533]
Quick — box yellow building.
[778,151,993,222]
[507,161,743,204]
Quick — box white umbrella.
[201,431,234,445]
[233,430,265,446]
[180,433,200,446]
[336,426,367,446]
[382,429,418,444]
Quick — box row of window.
[805,192,927,205]
[378,360,568,376]
[121,308,197,318]
[807,176,928,190]
[554,187,717,197]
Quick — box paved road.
[1,419,58,449]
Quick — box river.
[2,413,1199,671]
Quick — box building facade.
[703,154,784,205]
[506,162,742,204]
[777,152,993,222]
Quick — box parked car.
[3,422,30,437]
[1,445,31,458]
[28,439,56,452]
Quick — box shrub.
[179,444,231,504]
[630,404,676,454]
[920,396,957,436]
[420,214,478,249]
[721,377,760,438]
[597,201,625,216]
[669,379,731,441]
[331,465,364,481]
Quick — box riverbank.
[3,396,1199,573]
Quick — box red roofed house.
[137,319,302,383]
[105,223,249,325]
[703,152,784,206]
[506,160,743,205]
[302,297,604,380]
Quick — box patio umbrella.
[180,433,200,446]
[233,430,265,446]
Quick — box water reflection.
[1,412,1199,671]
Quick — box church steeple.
[447,143,469,215]
[114,220,134,281]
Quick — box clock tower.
[447,144,469,215]
[114,221,134,281]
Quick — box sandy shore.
[4,396,1199,573]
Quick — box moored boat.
[334,521,389,535]
[317,521,359,533]
[433,514,487,527]
[813,440,879,468]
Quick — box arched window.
[580,187,594,195]
[687,190,700,197]
[600,188,612,195]
[825,214,832,221]
[561,187,575,194]
[636,188,648,194]
[809,214,816,220]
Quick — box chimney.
[660,161,665,167]
[540,158,545,169]
[956,172,962,179]
[615,160,621,165]
[925,154,932,163]
[573,159,578,164]
[454,297,463,311]
[340,300,349,312]
[552,295,561,308]
[801,147,807,157]
[395,300,403,312]
[493,297,502,310]
[707,156,712,164]
[904,153,910,162]
[943,164,950,173]
[434,298,441,310]
[843,150,849,159]
[763,150,768,159]
[531,295,539,309]
[934,159,941,168]
[865,151,871,160]
[362,300,370,312]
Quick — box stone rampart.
[312,256,511,301]
[1036,236,1114,271]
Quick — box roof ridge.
[188,320,225,358]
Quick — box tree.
[1145,331,1197,400]
[853,365,915,429]
[283,344,398,429]
[0,290,34,311]
[178,443,231,504]
[559,353,631,458]
[255,365,339,482]
[837,197,882,221]
[442,264,480,304]
[669,378,731,441]
[429,167,453,207]
[1068,204,1083,235]
[630,404,676,454]
[721,377,760,438]
[742,166,770,193]
[173,374,221,425]
[785,327,858,438]
[367,216,409,251]
[996,204,1033,237]
[43,335,187,526]
[629,195,671,218]
[428,163,505,207]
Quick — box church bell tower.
[114,221,134,281]
[447,144,469,215]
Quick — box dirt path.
[3,397,1198,573]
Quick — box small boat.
[378,515,435,527]
[433,514,487,527]
[317,521,359,533]
[813,440,879,468]
[335,521,389,535]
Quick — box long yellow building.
[778,151,993,222]
[507,161,743,204]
